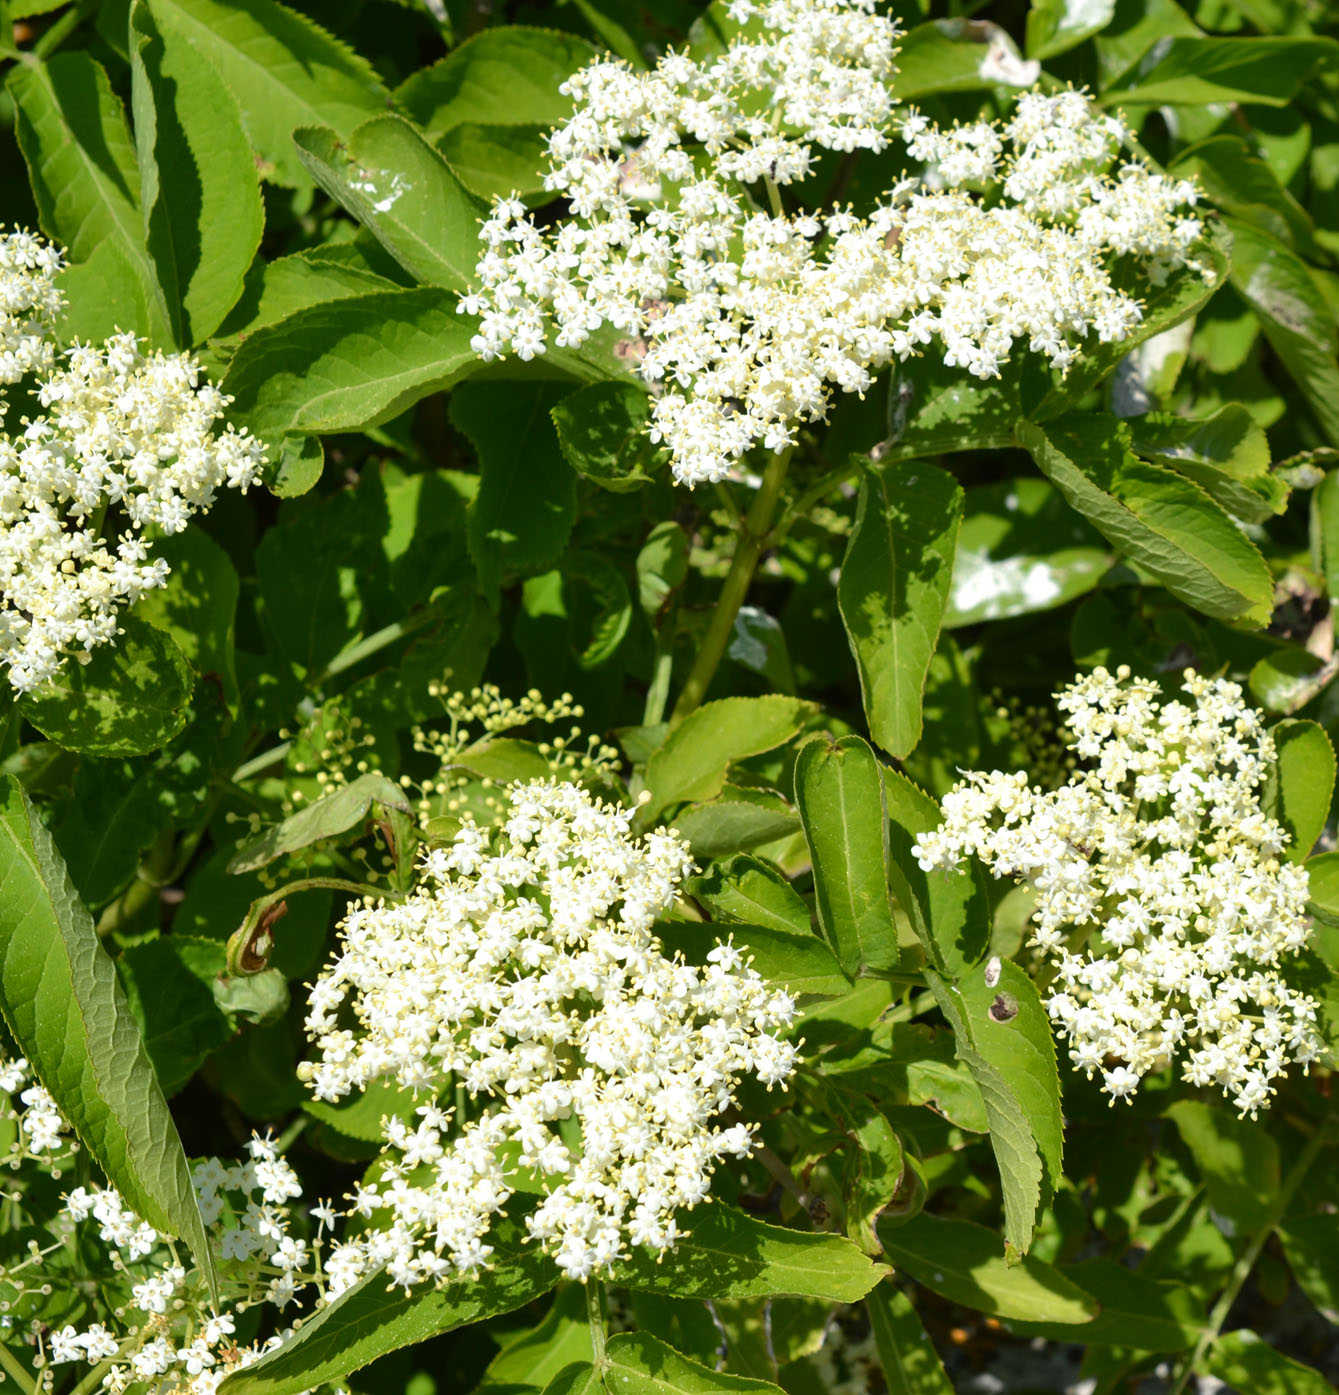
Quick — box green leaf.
[130,0,263,345]
[866,1284,954,1395]
[1278,1215,1339,1319]
[1313,469,1339,600]
[552,381,661,492]
[882,767,991,978]
[1228,219,1339,448]
[1261,720,1335,863]
[1166,1099,1280,1234]
[8,52,173,347]
[19,616,194,757]
[641,697,816,822]
[1249,649,1337,716]
[1305,849,1339,926]
[877,1213,1098,1323]
[1005,1257,1206,1349]
[222,288,480,464]
[611,1207,888,1302]
[1026,0,1115,59]
[450,381,578,607]
[303,1075,422,1145]
[540,1366,603,1395]
[149,0,389,188]
[947,477,1110,627]
[657,921,847,1001]
[253,479,393,673]
[793,735,897,976]
[1203,1330,1333,1395]
[0,776,215,1293]
[217,1237,556,1395]
[118,937,231,1096]
[671,790,800,860]
[228,773,412,874]
[134,527,240,701]
[1103,36,1339,106]
[684,854,811,936]
[606,1332,785,1395]
[1017,415,1275,627]
[842,1106,905,1255]
[440,122,554,204]
[1173,135,1315,257]
[294,117,486,291]
[477,1285,592,1393]
[839,459,963,760]
[396,26,598,142]
[890,19,1040,99]
[926,960,1060,1254]
[1128,404,1288,525]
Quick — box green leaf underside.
[0,776,215,1294]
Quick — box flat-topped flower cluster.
[301,778,799,1287]
[915,667,1321,1117]
[0,1058,318,1395]
[462,0,1204,485]
[0,228,264,693]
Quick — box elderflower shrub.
[0,224,266,694]
[915,667,1322,1116]
[461,0,1205,486]
[300,778,799,1288]
[0,1059,330,1394]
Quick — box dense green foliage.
[1,0,1338,1393]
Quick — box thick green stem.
[587,1279,609,1373]
[314,608,436,686]
[0,1340,36,1395]
[670,447,793,726]
[1169,1116,1334,1395]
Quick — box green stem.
[67,1357,116,1395]
[587,1279,609,1373]
[33,0,97,58]
[670,447,793,726]
[314,609,436,687]
[1169,1116,1335,1395]
[0,1340,36,1395]
[233,741,293,784]
[762,173,784,220]
[642,632,675,727]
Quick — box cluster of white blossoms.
[0,229,64,393]
[916,668,1322,1117]
[0,226,265,694]
[0,1058,332,1393]
[461,0,1205,485]
[301,778,798,1287]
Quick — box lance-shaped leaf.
[609,1205,888,1301]
[640,697,816,823]
[130,0,263,345]
[8,52,173,347]
[793,734,897,976]
[1018,415,1274,627]
[0,776,215,1295]
[219,1241,556,1395]
[926,959,1061,1255]
[605,1332,787,1394]
[878,1213,1097,1324]
[293,116,486,290]
[1261,720,1335,864]
[684,854,810,936]
[838,459,963,759]
[149,0,388,188]
[866,1284,954,1395]
[227,772,413,874]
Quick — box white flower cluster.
[45,1138,316,1394]
[915,668,1322,1117]
[301,778,798,1287]
[0,1055,73,1159]
[0,228,63,394]
[461,1,1205,486]
[0,227,266,694]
